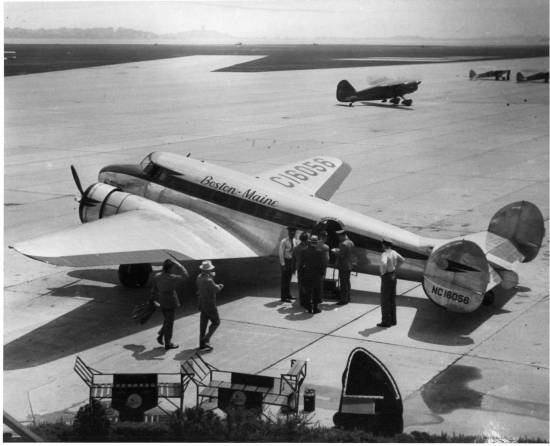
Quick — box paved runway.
[4,54,548,440]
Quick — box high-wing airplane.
[11,153,545,314]
[336,79,421,107]
[516,71,549,83]
[469,69,511,81]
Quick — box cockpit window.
[140,154,161,178]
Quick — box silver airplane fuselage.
[98,152,438,282]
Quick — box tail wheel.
[118,263,152,288]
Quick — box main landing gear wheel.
[118,263,152,288]
[390,97,401,105]
[482,290,495,306]
[402,99,413,106]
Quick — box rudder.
[516,72,525,82]
[488,201,545,262]
[337,80,357,102]
[423,240,490,313]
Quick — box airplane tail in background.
[336,80,357,102]
[423,201,545,313]
[469,70,477,80]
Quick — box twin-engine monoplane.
[11,153,544,314]
[336,79,421,107]
[469,69,511,81]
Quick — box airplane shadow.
[405,285,521,346]
[5,256,525,369]
[4,258,280,371]
[352,284,520,346]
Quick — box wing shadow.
[4,258,280,370]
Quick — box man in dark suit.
[335,230,355,305]
[150,257,189,350]
[301,235,329,314]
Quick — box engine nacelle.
[79,182,176,223]
[423,240,490,313]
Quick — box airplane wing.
[368,77,412,88]
[10,208,260,267]
[256,156,351,200]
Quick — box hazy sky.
[4,0,549,40]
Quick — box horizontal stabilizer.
[10,209,258,267]
[457,231,524,271]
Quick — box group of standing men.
[149,225,404,352]
[279,226,404,326]
[279,226,356,313]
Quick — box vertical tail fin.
[469,70,477,80]
[488,201,545,262]
[337,80,357,102]
[516,72,525,82]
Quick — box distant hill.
[5,27,157,40]
[4,27,238,44]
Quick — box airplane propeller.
[71,165,98,207]
[70,165,85,196]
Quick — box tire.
[118,264,152,288]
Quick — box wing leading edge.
[10,208,260,267]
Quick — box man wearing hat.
[334,230,355,305]
[301,235,329,313]
[378,240,404,327]
[279,226,298,303]
[196,260,224,351]
[151,256,189,350]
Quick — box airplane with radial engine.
[336,79,421,107]
[469,69,511,81]
[11,152,545,314]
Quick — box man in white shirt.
[279,226,297,302]
[378,240,404,327]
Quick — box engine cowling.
[79,182,176,223]
[423,240,490,313]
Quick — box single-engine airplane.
[11,153,545,314]
[516,70,549,83]
[469,69,511,81]
[336,79,421,107]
